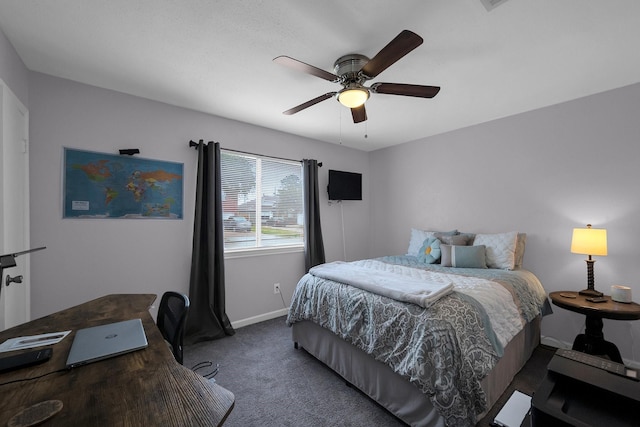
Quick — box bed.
[286,230,551,427]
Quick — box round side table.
[549,290,640,363]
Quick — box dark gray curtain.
[185,140,234,344]
[303,159,326,271]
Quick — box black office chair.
[157,291,190,365]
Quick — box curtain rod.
[188,140,322,166]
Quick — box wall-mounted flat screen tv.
[328,170,362,201]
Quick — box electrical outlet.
[273,283,281,294]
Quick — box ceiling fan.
[273,30,440,124]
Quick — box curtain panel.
[303,159,326,271]
[185,140,234,344]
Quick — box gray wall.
[27,72,371,323]
[4,23,640,365]
[0,27,28,107]
[370,82,640,364]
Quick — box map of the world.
[63,148,183,219]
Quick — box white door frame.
[0,78,30,330]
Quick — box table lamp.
[571,224,607,297]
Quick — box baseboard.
[540,335,569,349]
[231,308,289,329]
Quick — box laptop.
[65,318,148,368]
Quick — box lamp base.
[578,288,603,297]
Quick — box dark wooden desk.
[0,294,234,426]
[549,290,640,363]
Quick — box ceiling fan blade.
[273,56,338,82]
[360,30,423,79]
[351,105,367,123]
[371,83,440,98]
[283,92,336,115]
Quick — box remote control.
[556,348,639,381]
[0,348,53,374]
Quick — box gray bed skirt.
[291,316,541,427]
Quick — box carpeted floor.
[184,316,555,427]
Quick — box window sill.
[224,245,304,259]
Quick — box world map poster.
[63,148,184,219]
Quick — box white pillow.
[407,228,435,256]
[473,231,518,270]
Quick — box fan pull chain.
[338,106,343,145]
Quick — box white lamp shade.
[338,88,369,108]
[571,227,607,256]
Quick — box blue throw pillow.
[441,244,487,268]
[417,237,441,264]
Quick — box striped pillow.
[441,244,487,268]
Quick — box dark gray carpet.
[184,316,555,427]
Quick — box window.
[221,150,304,252]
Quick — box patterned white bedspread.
[286,256,549,427]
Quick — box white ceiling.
[0,1,639,151]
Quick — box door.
[0,80,30,330]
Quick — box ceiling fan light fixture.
[338,87,369,108]
[275,31,435,123]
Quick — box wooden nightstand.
[549,291,640,363]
